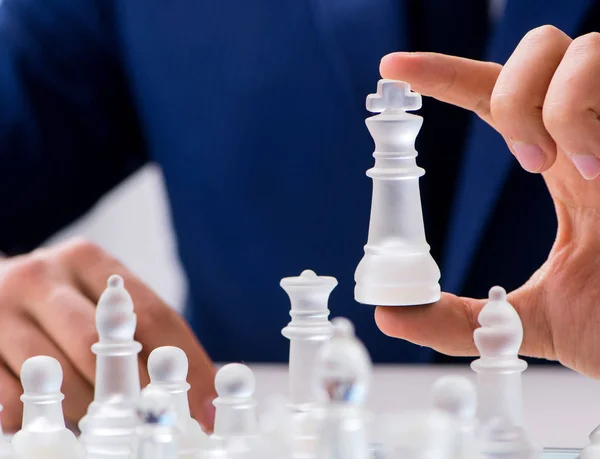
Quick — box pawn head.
[148,346,189,384]
[214,363,255,398]
[431,375,476,419]
[20,356,63,395]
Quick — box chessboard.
[543,450,582,459]
[1,272,598,459]
[248,364,600,450]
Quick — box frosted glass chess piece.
[314,317,372,459]
[199,436,230,459]
[0,388,15,458]
[280,269,337,411]
[259,392,325,459]
[471,287,540,458]
[354,79,441,306]
[11,356,85,459]
[471,286,528,425]
[581,424,600,459]
[147,346,207,458]
[211,363,264,458]
[131,387,178,459]
[79,275,143,459]
[478,418,540,459]
[431,376,477,459]
[380,410,453,459]
[258,394,298,459]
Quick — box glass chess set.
[1,79,595,458]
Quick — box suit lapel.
[442,0,595,294]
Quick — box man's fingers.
[375,293,484,356]
[379,52,502,126]
[0,314,93,424]
[491,26,571,173]
[544,32,600,180]
[0,361,25,431]
[26,286,97,386]
[375,288,553,360]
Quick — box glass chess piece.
[355,79,441,306]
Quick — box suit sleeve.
[0,0,147,255]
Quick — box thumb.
[374,288,550,359]
[374,293,484,357]
[379,52,502,128]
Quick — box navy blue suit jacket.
[0,0,598,363]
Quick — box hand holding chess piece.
[376,26,600,380]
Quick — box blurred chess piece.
[478,418,540,459]
[431,376,477,459]
[258,394,296,458]
[314,317,372,459]
[580,424,600,459]
[12,356,85,459]
[132,387,178,459]
[147,346,207,458]
[471,286,527,425]
[381,410,453,459]
[354,79,440,306]
[281,270,336,412]
[471,287,540,459]
[212,363,265,458]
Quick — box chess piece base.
[355,282,440,306]
[354,250,440,306]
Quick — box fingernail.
[512,143,546,173]
[571,155,600,180]
[380,53,394,63]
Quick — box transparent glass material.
[471,287,527,425]
[314,318,372,459]
[147,346,207,458]
[542,449,581,459]
[280,270,336,411]
[355,80,440,306]
[134,427,178,459]
[12,356,85,459]
[130,387,178,459]
[78,275,142,459]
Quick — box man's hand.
[0,238,217,431]
[375,26,600,378]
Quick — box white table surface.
[248,364,600,449]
